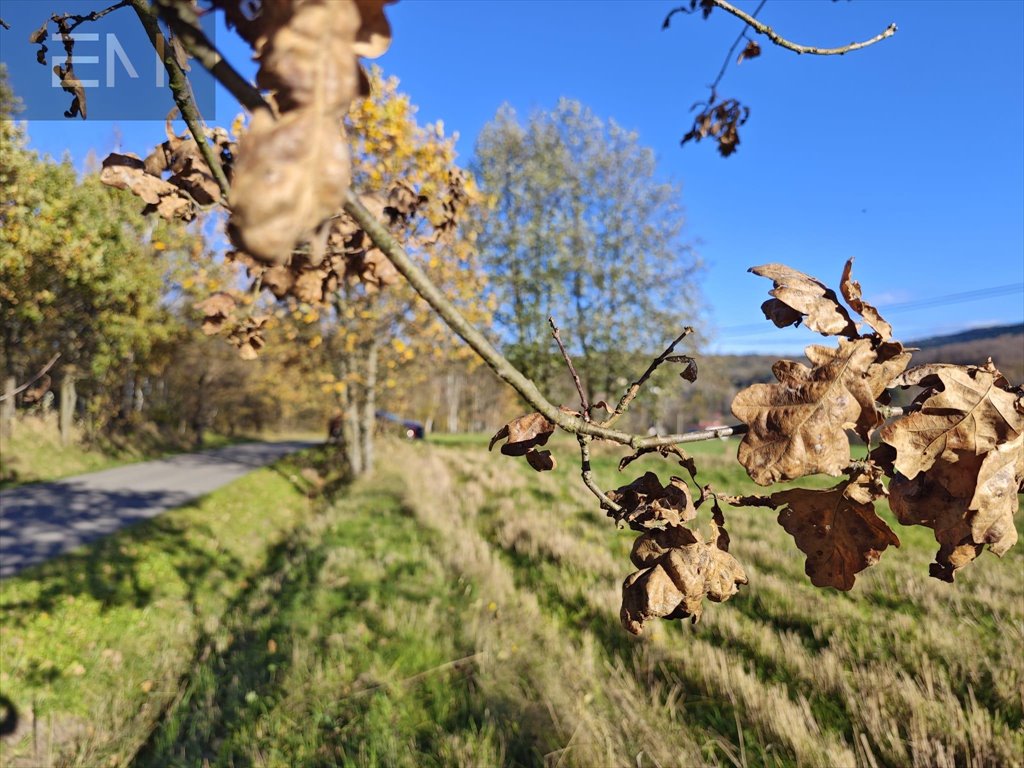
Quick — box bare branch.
[129,0,230,201]
[603,327,694,429]
[548,317,590,422]
[711,0,897,56]
[578,435,623,515]
[152,0,271,113]
[0,354,61,402]
[49,0,131,34]
[707,0,766,92]
[0,17,11,30]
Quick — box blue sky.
[6,0,1023,354]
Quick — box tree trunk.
[59,369,77,446]
[191,370,208,449]
[1,376,15,440]
[360,340,379,474]
[445,368,461,434]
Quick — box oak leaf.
[100,153,196,221]
[969,434,1022,557]
[771,472,899,590]
[607,472,697,531]
[194,292,237,335]
[888,455,985,582]
[750,263,858,337]
[229,109,351,265]
[839,258,892,340]
[737,39,761,64]
[731,338,879,485]
[880,364,1023,482]
[525,449,556,472]
[621,526,746,634]
[489,412,555,456]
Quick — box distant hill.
[910,323,1024,349]
[707,323,1023,398]
[906,323,1023,383]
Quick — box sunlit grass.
[0,414,261,489]
[1,437,1020,766]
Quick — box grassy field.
[0,414,260,489]
[1,436,1021,767]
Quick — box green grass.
[1,437,1021,767]
[0,446,338,766]
[0,414,261,489]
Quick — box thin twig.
[129,0,231,201]
[152,0,271,113]
[50,0,130,34]
[603,327,694,429]
[548,317,590,422]
[711,0,897,56]
[0,354,61,402]
[578,435,623,515]
[177,44,912,458]
[707,0,766,92]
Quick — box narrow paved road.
[0,440,317,579]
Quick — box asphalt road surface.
[0,440,317,579]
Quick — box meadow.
[0,436,1021,767]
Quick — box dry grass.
[1,436,1020,766]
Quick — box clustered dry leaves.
[97,1,470,355]
[80,0,1020,637]
[491,258,1022,635]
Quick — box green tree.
[0,66,192,436]
[473,99,702,405]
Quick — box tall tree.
[0,66,193,435]
[473,99,702,404]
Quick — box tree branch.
[149,26,913,457]
[603,327,693,429]
[710,0,897,56]
[129,0,231,201]
[707,0,765,92]
[152,0,271,113]
[0,353,61,402]
[548,317,590,421]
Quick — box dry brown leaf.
[194,292,236,335]
[751,263,859,337]
[293,269,326,304]
[892,359,1011,390]
[230,0,365,265]
[880,365,1023,482]
[230,110,351,265]
[771,473,899,590]
[889,456,983,582]
[53,63,86,119]
[968,433,1022,557]
[621,533,747,634]
[840,258,892,340]
[255,1,361,113]
[525,449,556,472]
[353,0,394,57]
[732,338,879,485]
[489,412,555,456]
[229,315,269,360]
[864,341,912,403]
[736,39,761,64]
[607,472,697,531]
[262,266,296,299]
